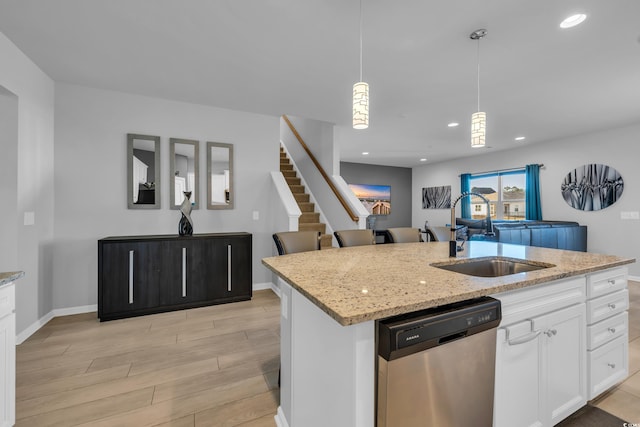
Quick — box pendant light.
[353,0,369,129]
[470,29,487,148]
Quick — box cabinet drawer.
[0,283,15,319]
[587,267,627,299]
[587,312,628,351]
[494,276,585,326]
[586,289,628,325]
[588,335,628,400]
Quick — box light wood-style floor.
[15,290,281,427]
[16,282,640,426]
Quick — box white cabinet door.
[539,304,586,425]
[0,311,15,427]
[494,321,544,427]
[494,303,586,427]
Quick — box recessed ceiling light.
[419,158,427,162]
[515,136,526,141]
[362,151,369,155]
[560,14,587,29]
[447,122,459,127]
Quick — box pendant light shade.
[353,0,368,129]
[470,29,487,148]
[471,111,486,148]
[353,81,369,129]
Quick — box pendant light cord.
[359,0,363,82]
[476,37,480,112]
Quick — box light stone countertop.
[262,241,635,326]
[0,271,24,287]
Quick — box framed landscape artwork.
[348,184,391,215]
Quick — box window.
[469,170,526,220]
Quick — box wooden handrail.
[282,114,359,222]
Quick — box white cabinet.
[0,282,16,427]
[586,267,629,399]
[493,277,587,427]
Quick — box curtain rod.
[458,163,544,177]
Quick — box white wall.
[0,87,19,271]
[53,83,280,310]
[412,123,640,276]
[281,115,360,232]
[0,31,56,334]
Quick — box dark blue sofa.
[459,218,588,252]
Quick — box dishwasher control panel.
[378,296,501,361]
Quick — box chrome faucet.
[450,192,495,257]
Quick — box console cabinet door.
[223,235,252,300]
[199,236,252,301]
[99,241,162,317]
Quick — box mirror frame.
[127,133,161,209]
[169,138,199,210]
[206,141,234,210]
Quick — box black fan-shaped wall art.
[561,164,624,211]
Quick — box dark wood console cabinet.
[98,233,252,321]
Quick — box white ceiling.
[1,0,639,167]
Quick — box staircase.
[280,147,333,248]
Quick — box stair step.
[299,223,326,234]
[280,151,287,158]
[298,202,315,212]
[280,158,290,164]
[280,163,293,171]
[282,170,297,178]
[320,234,333,249]
[289,185,305,194]
[286,177,301,186]
[299,212,320,223]
[294,193,310,203]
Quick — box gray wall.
[412,122,640,277]
[340,162,412,230]
[53,82,280,311]
[0,31,55,336]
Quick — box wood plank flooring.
[17,281,640,426]
[16,290,280,427]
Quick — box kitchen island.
[262,241,634,427]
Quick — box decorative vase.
[178,191,193,236]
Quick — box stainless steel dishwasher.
[377,296,502,427]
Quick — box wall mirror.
[207,141,234,209]
[127,133,161,209]
[170,138,199,210]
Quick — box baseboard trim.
[628,275,639,282]
[252,281,273,291]
[16,304,98,345]
[274,406,290,427]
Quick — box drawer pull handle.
[607,363,616,369]
[544,329,557,337]
[608,303,617,310]
[608,327,616,334]
[508,330,541,345]
[129,250,134,304]
[182,247,187,297]
[608,279,616,285]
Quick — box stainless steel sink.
[431,257,554,278]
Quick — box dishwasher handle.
[505,319,541,346]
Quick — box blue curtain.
[525,164,542,220]
[460,173,471,219]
